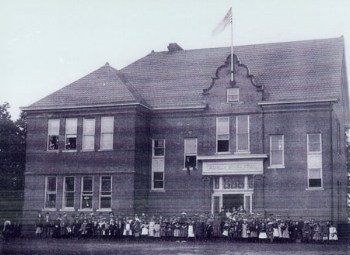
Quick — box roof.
[25,37,346,111]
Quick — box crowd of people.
[33,208,339,243]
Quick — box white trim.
[269,135,285,168]
[258,98,339,106]
[99,175,112,209]
[227,88,239,103]
[198,154,267,161]
[236,115,250,153]
[80,176,93,210]
[62,176,75,210]
[100,116,114,151]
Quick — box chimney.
[167,43,183,53]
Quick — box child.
[154,219,161,238]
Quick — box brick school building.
[21,37,349,233]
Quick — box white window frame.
[47,119,60,151]
[216,117,230,153]
[269,135,285,168]
[99,176,112,209]
[227,87,239,103]
[307,134,323,189]
[184,138,197,169]
[63,176,75,209]
[100,116,114,151]
[236,115,250,153]
[45,176,57,209]
[82,118,95,151]
[81,176,93,210]
[152,139,165,191]
[64,118,77,151]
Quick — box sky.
[1,0,350,120]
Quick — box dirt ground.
[1,238,349,255]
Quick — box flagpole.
[230,7,234,83]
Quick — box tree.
[0,102,26,190]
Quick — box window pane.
[82,177,93,192]
[308,134,321,152]
[154,139,164,148]
[101,176,111,192]
[83,119,95,135]
[227,88,239,102]
[65,118,77,134]
[223,176,245,189]
[214,177,220,189]
[154,139,165,156]
[237,115,248,133]
[101,116,114,133]
[217,140,229,152]
[65,137,77,150]
[100,197,111,208]
[47,177,56,191]
[82,196,92,209]
[217,117,229,135]
[65,192,74,207]
[271,135,283,150]
[46,194,56,208]
[48,119,60,135]
[309,168,321,179]
[154,172,163,181]
[184,139,197,154]
[83,136,95,150]
[48,135,59,150]
[248,176,254,189]
[237,133,249,151]
[185,155,197,168]
[154,148,164,156]
[65,177,74,191]
[101,133,113,150]
[309,179,321,188]
[271,150,283,165]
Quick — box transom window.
[65,118,77,150]
[216,117,230,153]
[47,119,60,151]
[227,88,239,102]
[270,135,284,167]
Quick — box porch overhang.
[198,154,267,176]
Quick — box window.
[100,116,114,150]
[63,176,75,208]
[100,176,112,209]
[47,119,60,151]
[223,176,245,189]
[82,118,95,151]
[270,135,284,167]
[236,115,249,152]
[65,118,77,150]
[216,117,230,153]
[307,134,322,188]
[81,176,93,209]
[184,138,197,169]
[227,88,239,102]
[152,139,165,190]
[45,176,57,208]
[153,139,165,156]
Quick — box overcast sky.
[1,0,350,120]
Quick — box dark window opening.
[185,155,197,169]
[65,137,77,150]
[153,172,164,189]
[217,140,229,152]
[48,135,59,150]
[309,179,321,188]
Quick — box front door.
[222,194,244,211]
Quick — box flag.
[212,7,232,35]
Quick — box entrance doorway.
[223,194,244,211]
